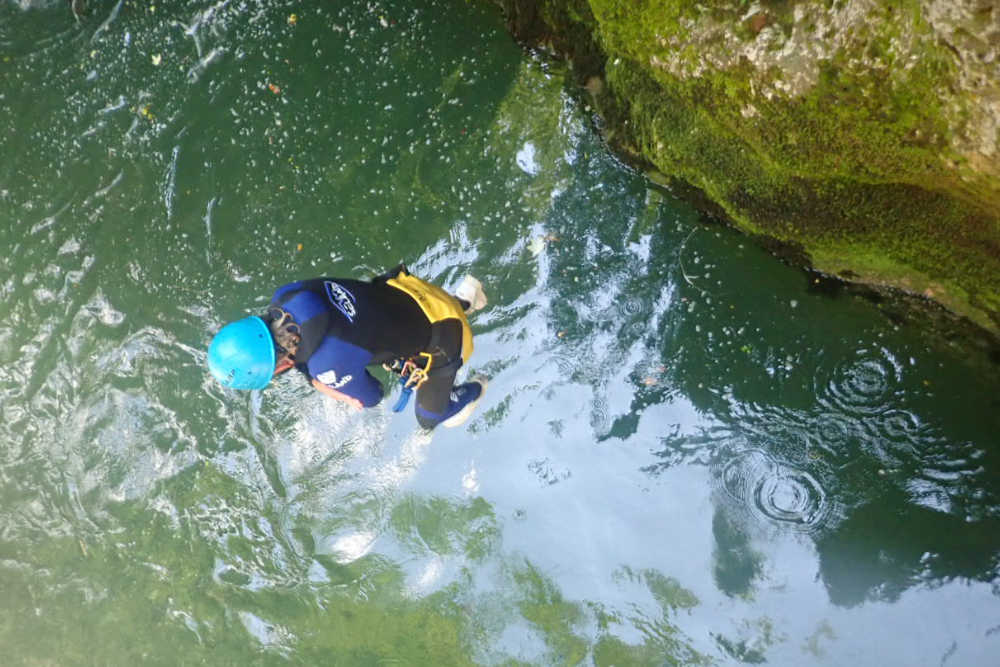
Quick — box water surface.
[2,1,999,664]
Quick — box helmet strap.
[266,307,301,362]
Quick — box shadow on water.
[618,207,1000,607]
[526,145,1000,661]
[817,484,1000,606]
[711,507,764,600]
[519,92,1000,605]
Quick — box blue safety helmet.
[207,316,276,390]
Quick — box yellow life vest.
[387,271,474,364]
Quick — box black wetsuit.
[268,268,470,428]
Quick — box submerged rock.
[485,0,1000,336]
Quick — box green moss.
[487,0,1000,333]
[593,634,685,666]
[510,560,589,665]
[712,617,784,665]
[389,494,500,560]
[601,567,710,664]
[0,462,482,666]
[803,620,837,658]
[295,601,475,666]
[611,36,998,328]
[613,566,700,611]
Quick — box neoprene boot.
[442,377,488,427]
[455,275,487,313]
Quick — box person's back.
[207,266,488,429]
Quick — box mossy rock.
[487,0,1000,336]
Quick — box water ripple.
[733,402,854,464]
[617,293,646,318]
[869,409,928,458]
[550,352,577,377]
[814,346,902,417]
[590,395,610,436]
[720,449,831,532]
[806,411,860,458]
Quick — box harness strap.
[385,267,473,364]
[402,352,435,389]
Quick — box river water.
[2,1,999,665]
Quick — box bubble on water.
[461,466,479,494]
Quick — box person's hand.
[311,379,363,410]
[382,358,406,375]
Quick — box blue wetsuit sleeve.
[271,281,306,304]
[307,337,383,407]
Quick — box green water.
[2,1,999,665]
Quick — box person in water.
[207,265,488,429]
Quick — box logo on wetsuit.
[324,281,356,322]
[316,369,352,388]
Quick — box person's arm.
[308,338,384,408]
[270,280,306,304]
[311,379,364,410]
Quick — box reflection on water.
[816,483,1000,608]
[2,0,1000,664]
